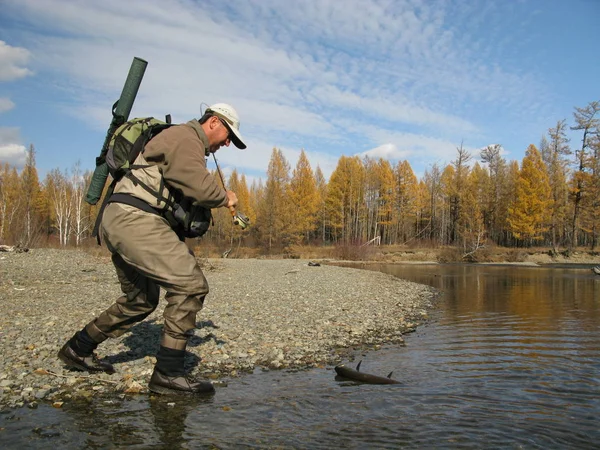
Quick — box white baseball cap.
[206,103,247,149]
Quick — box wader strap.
[107,193,181,231]
[107,193,162,216]
[91,180,116,245]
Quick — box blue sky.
[1,0,598,184]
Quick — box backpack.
[105,116,173,181]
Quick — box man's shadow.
[105,319,223,372]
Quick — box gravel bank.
[0,248,437,409]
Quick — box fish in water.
[334,360,400,385]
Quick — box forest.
[0,100,598,260]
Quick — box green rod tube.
[85,57,148,205]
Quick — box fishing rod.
[212,153,250,230]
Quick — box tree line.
[1,100,598,255]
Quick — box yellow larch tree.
[459,162,487,258]
[394,160,418,244]
[375,158,395,244]
[507,145,552,244]
[257,148,291,250]
[363,157,394,243]
[20,144,46,246]
[543,120,571,251]
[227,169,253,246]
[325,156,365,243]
[439,164,456,245]
[480,144,508,244]
[314,166,328,242]
[288,149,319,244]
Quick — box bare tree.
[70,162,91,246]
[570,101,599,249]
[47,168,73,246]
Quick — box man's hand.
[225,190,238,208]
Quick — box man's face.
[208,117,231,153]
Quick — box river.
[1,263,599,449]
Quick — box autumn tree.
[394,160,418,243]
[448,143,472,244]
[314,166,327,242]
[543,120,571,251]
[20,145,45,246]
[239,174,255,229]
[375,159,395,244]
[459,162,487,258]
[422,163,443,243]
[507,145,552,244]
[248,178,263,243]
[363,157,380,242]
[439,164,456,245]
[257,148,291,250]
[0,163,21,244]
[287,150,319,244]
[584,132,600,248]
[363,157,394,243]
[325,156,365,243]
[480,144,508,244]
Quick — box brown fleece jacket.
[143,119,228,209]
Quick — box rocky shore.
[0,249,437,410]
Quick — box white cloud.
[0,98,15,113]
[360,143,410,161]
[0,143,27,167]
[0,41,33,81]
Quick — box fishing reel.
[233,211,250,230]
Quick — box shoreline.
[0,249,438,410]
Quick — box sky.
[0,0,598,185]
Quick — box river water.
[1,263,599,449]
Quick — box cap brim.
[224,123,246,149]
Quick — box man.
[58,103,246,395]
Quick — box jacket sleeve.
[144,126,228,208]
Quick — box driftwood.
[0,245,29,253]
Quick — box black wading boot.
[58,331,115,374]
[148,346,215,395]
[148,369,215,395]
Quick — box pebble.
[0,248,437,410]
